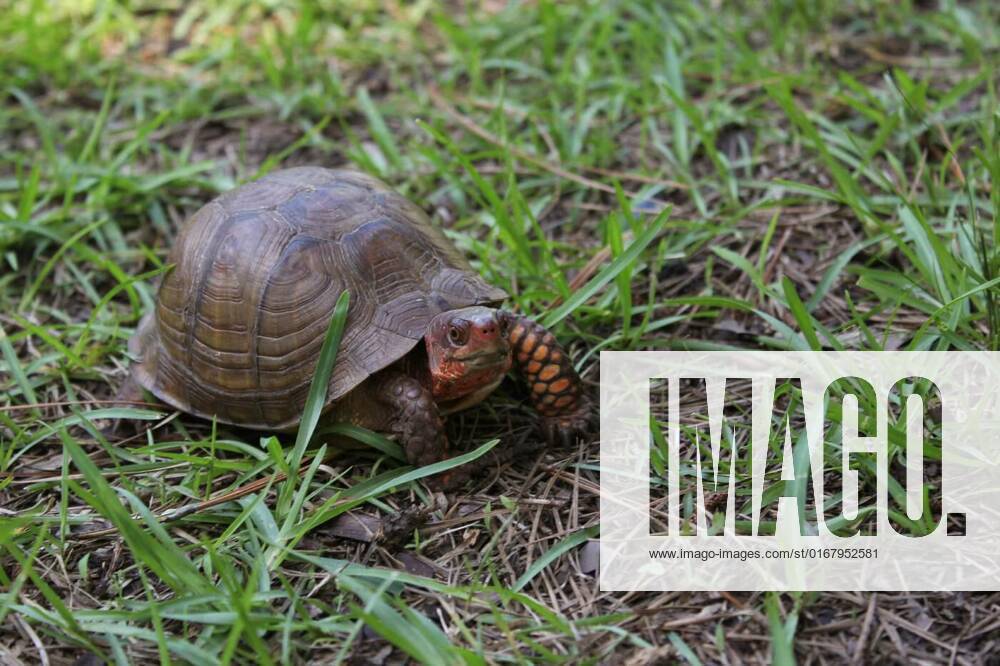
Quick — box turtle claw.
[540,401,593,447]
[430,436,552,490]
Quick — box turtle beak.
[461,309,511,359]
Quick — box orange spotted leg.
[507,314,592,445]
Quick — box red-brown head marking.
[425,307,512,402]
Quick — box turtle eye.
[448,323,469,346]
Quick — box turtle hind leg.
[112,371,146,406]
[100,371,152,440]
[507,314,594,446]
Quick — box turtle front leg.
[375,372,448,467]
[507,314,592,445]
[374,372,479,489]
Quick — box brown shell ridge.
[190,209,299,424]
[180,207,239,408]
[243,209,300,424]
[253,234,337,419]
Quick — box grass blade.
[765,593,798,666]
[287,291,351,472]
[513,525,599,591]
[542,206,671,328]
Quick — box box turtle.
[122,167,590,472]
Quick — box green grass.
[1,0,998,663]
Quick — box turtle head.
[425,307,512,403]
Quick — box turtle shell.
[129,167,507,430]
